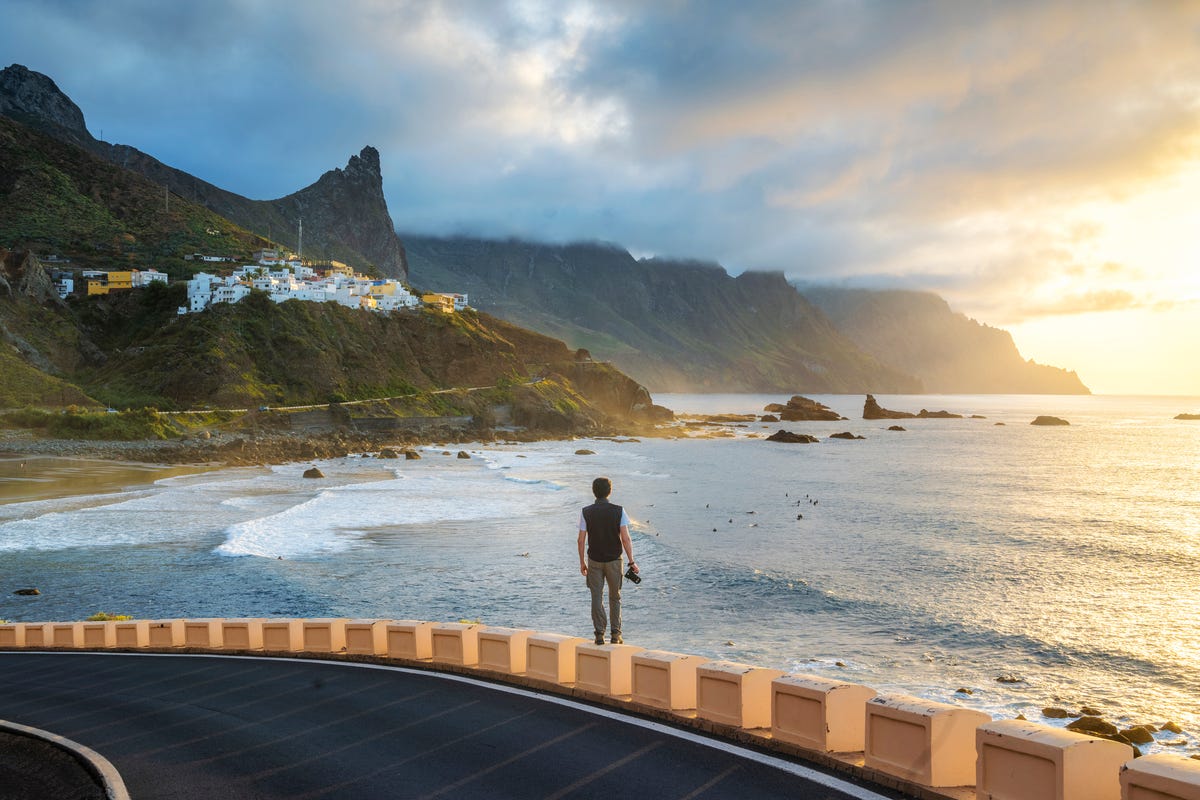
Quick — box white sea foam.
[214,466,575,559]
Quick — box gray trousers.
[586,558,623,637]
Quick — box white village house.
[181,260,461,316]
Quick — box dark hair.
[592,476,612,498]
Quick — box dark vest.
[582,499,624,562]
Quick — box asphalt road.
[0,653,905,800]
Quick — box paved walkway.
[0,652,907,799]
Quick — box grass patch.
[0,407,181,440]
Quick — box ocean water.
[2,393,1199,753]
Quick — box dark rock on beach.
[404,449,421,460]
[1161,721,1185,734]
[1067,716,1119,737]
[457,451,471,459]
[760,414,779,422]
[302,467,325,478]
[378,448,399,459]
[766,430,819,444]
[1042,707,1071,719]
[1121,726,1156,745]
[1031,415,1070,426]
[829,432,865,440]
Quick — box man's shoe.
[594,634,604,645]
[610,634,623,644]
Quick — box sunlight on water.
[2,394,1198,754]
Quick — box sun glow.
[1006,162,1200,396]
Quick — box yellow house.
[422,293,455,312]
[86,271,134,295]
[327,261,353,276]
[369,282,395,297]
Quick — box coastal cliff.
[805,287,1090,394]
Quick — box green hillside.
[0,115,272,274]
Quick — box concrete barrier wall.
[575,643,643,696]
[1120,754,1200,800]
[977,719,1133,800]
[771,674,877,752]
[477,627,531,674]
[696,661,785,729]
[4,617,1197,800]
[865,693,992,788]
[631,650,707,711]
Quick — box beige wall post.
[477,627,532,674]
[183,619,225,649]
[696,661,786,729]
[261,619,304,652]
[0,623,26,647]
[976,719,1132,800]
[220,619,265,651]
[301,619,348,653]
[147,619,186,647]
[631,650,709,711]
[81,621,117,649]
[575,643,644,696]
[772,674,878,752]
[23,623,48,647]
[1119,753,1200,800]
[386,620,433,660]
[430,622,480,666]
[345,620,388,655]
[526,633,588,684]
[51,622,84,648]
[865,693,992,788]
[113,620,150,648]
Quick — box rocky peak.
[0,64,90,139]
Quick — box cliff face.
[0,64,407,277]
[403,234,921,394]
[803,287,1090,394]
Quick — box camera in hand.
[625,564,642,584]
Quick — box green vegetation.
[0,407,179,440]
[0,116,270,273]
[85,612,133,621]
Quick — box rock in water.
[302,467,325,478]
[1174,413,1200,420]
[775,395,845,421]
[574,449,596,455]
[863,394,916,420]
[404,450,421,460]
[378,448,399,459]
[766,430,819,443]
[888,425,906,431]
[1042,707,1071,719]
[829,432,865,440]
[13,588,40,596]
[457,451,471,459]
[1031,415,1070,426]
[1067,716,1119,736]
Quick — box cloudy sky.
[4,0,1199,394]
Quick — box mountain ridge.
[0,63,407,277]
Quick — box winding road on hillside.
[0,652,905,800]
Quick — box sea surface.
[2,393,1199,753]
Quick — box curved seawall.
[3,616,1199,800]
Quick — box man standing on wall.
[578,476,638,645]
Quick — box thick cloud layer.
[3,0,1199,390]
